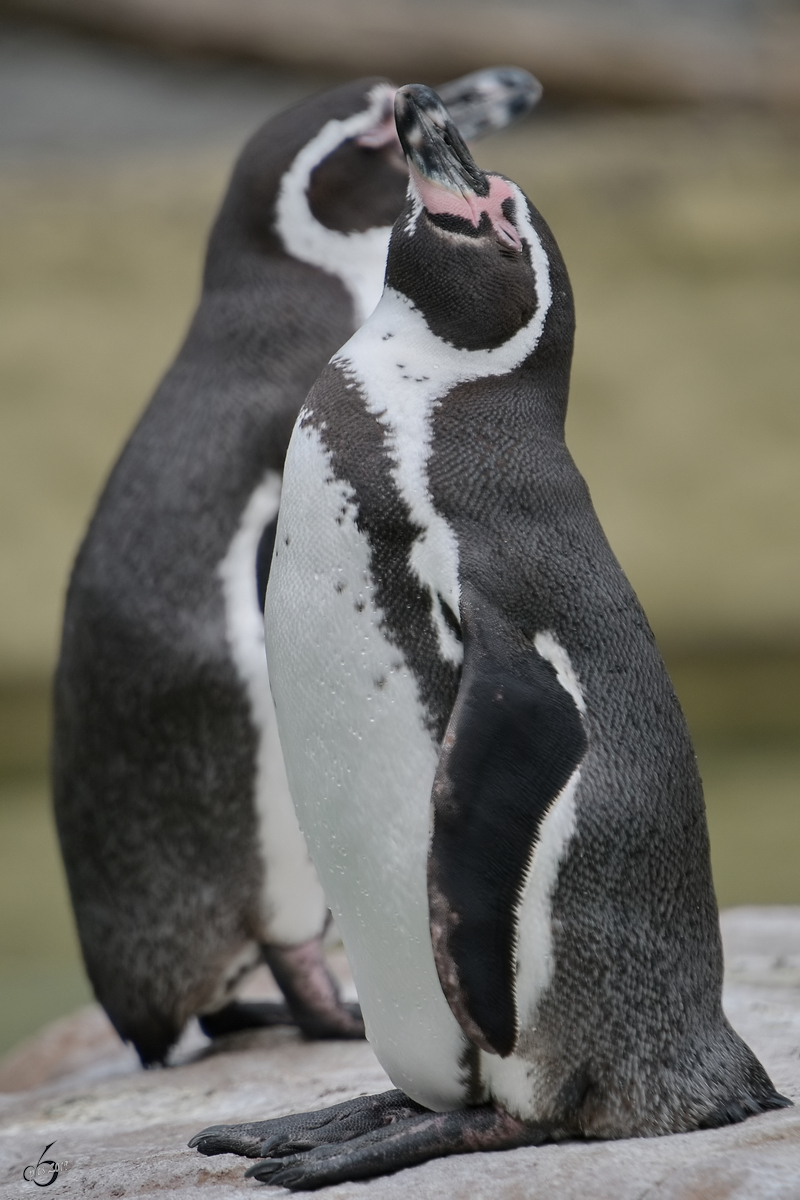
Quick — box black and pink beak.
[436,66,542,142]
[394,83,523,251]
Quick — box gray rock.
[1,910,798,1198]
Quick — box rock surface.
[1,909,798,1199]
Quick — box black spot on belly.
[438,595,462,642]
[255,517,278,614]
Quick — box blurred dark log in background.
[3,0,800,105]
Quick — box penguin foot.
[243,1103,547,1190]
[198,1000,295,1039]
[263,938,365,1040]
[291,1000,365,1040]
[189,1089,425,1158]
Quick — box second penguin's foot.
[263,937,365,1040]
[198,997,364,1042]
[198,1000,294,1039]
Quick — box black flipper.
[245,1103,546,1190]
[428,585,587,1057]
[189,1090,426,1159]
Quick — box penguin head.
[206,79,403,263]
[304,83,408,235]
[389,84,552,353]
[206,75,543,323]
[303,68,543,239]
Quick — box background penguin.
[53,69,542,1067]
[192,84,790,1186]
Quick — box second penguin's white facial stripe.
[274,84,396,325]
[333,183,552,667]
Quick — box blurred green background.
[1,11,798,1060]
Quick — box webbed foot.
[244,1104,546,1189]
[199,1000,293,1039]
[189,1089,425,1159]
[199,937,364,1046]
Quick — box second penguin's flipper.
[428,585,588,1058]
[245,1104,547,1190]
[190,1089,426,1159]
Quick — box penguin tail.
[111,1008,181,1068]
[698,1085,793,1130]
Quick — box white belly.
[218,470,327,947]
[265,420,468,1111]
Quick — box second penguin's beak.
[436,67,542,143]
[394,84,522,251]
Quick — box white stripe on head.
[332,183,552,666]
[274,84,396,325]
[403,173,424,237]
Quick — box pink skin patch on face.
[410,164,522,250]
[356,89,401,150]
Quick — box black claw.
[258,1135,287,1157]
[272,1169,308,1190]
[245,1156,298,1182]
[189,1123,272,1158]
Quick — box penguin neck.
[374,178,561,378]
[442,359,572,443]
[273,85,396,325]
[339,252,555,419]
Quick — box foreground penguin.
[192,85,790,1186]
[53,70,542,1066]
